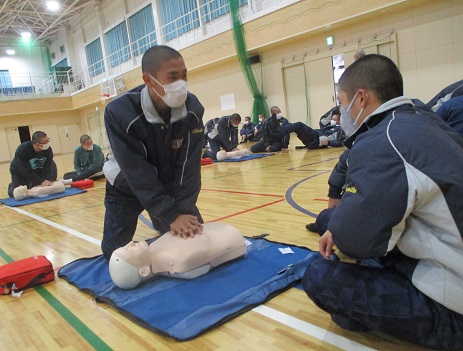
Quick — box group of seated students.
[201,104,346,160]
[7,132,105,200]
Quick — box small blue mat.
[58,238,319,341]
[215,153,274,162]
[0,187,86,207]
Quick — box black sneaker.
[306,223,317,232]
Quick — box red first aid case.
[70,179,94,190]
[0,256,55,295]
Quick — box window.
[160,0,200,41]
[86,38,105,77]
[200,0,248,23]
[105,22,131,67]
[129,4,157,57]
[0,70,13,88]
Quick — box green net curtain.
[229,0,268,123]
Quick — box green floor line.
[0,248,112,351]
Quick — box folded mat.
[58,237,319,341]
[0,187,86,207]
[214,153,274,162]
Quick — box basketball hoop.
[100,93,110,105]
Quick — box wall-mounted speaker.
[51,52,56,59]
[248,54,261,65]
[59,45,65,53]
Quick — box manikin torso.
[109,222,247,289]
[13,182,65,200]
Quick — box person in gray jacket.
[303,54,463,350]
[101,45,205,260]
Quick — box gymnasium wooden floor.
[0,139,433,351]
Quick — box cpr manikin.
[216,149,250,161]
[109,222,247,289]
[13,182,65,201]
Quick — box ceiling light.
[47,1,60,11]
[21,32,31,39]
[6,49,15,55]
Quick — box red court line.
[209,198,285,222]
[201,188,283,198]
[314,198,329,202]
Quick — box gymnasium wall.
[0,0,462,162]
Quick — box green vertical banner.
[230,0,268,123]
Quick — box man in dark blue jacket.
[250,106,290,153]
[102,45,205,260]
[203,114,241,160]
[303,54,463,350]
[240,116,258,143]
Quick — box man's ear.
[139,266,151,277]
[358,89,369,108]
[142,72,151,86]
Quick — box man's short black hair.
[141,45,182,77]
[32,131,47,144]
[339,54,403,103]
[230,113,241,123]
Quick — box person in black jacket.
[8,131,55,197]
[250,106,290,153]
[203,114,241,160]
[101,45,205,260]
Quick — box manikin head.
[13,185,28,200]
[216,150,227,161]
[109,240,152,289]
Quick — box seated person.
[216,149,250,161]
[250,106,290,153]
[109,222,247,289]
[13,181,65,200]
[8,131,55,198]
[253,114,266,141]
[240,116,257,142]
[203,114,241,160]
[203,117,219,147]
[279,114,345,149]
[63,135,105,182]
[436,95,463,138]
[318,106,340,129]
[426,79,463,112]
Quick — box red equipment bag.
[201,158,213,166]
[70,179,94,190]
[0,256,55,295]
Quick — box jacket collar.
[344,96,414,148]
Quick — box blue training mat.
[0,187,86,207]
[214,153,274,162]
[58,237,320,341]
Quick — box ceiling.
[0,0,94,46]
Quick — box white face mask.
[149,74,188,108]
[244,121,249,125]
[340,92,364,137]
[259,118,264,122]
[330,120,337,126]
[276,113,282,120]
[40,143,50,151]
[85,145,94,151]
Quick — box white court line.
[9,206,101,246]
[253,305,376,351]
[9,206,375,351]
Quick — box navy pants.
[303,256,463,350]
[101,176,203,260]
[250,141,283,153]
[63,168,104,182]
[203,138,221,160]
[314,207,334,235]
[278,122,319,149]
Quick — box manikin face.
[114,240,151,268]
